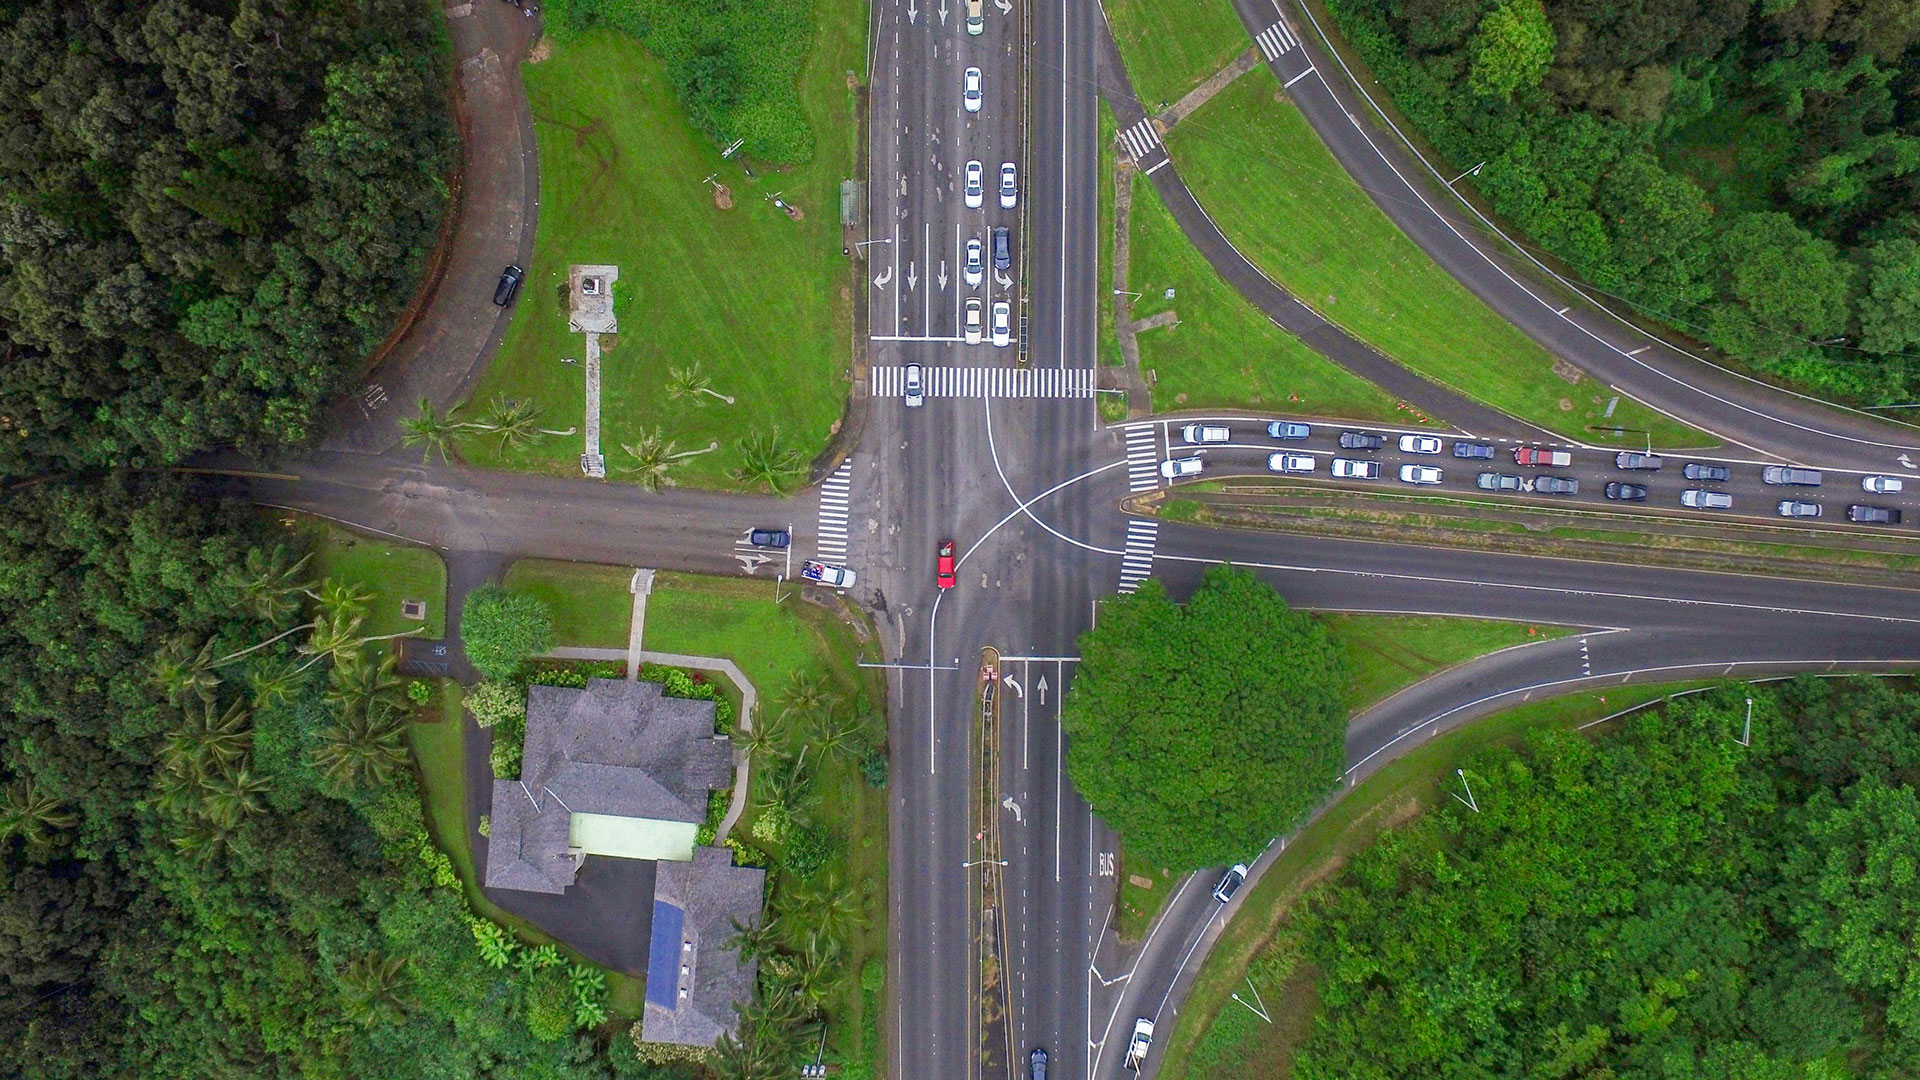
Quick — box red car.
[937,540,956,589]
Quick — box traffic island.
[973,648,1013,1080]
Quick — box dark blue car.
[1452,441,1495,459]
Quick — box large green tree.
[1062,566,1346,871]
[459,585,556,680]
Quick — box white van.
[1180,424,1230,444]
[966,0,983,34]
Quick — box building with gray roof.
[642,844,767,1047]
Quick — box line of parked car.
[1157,421,1911,525]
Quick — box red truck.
[1513,446,1572,467]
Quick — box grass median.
[1159,679,1715,1080]
[462,12,862,487]
[1163,75,1706,446]
[1104,0,1251,112]
[1126,170,1403,422]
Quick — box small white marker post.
[1737,697,1752,747]
[1451,769,1480,813]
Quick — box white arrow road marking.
[734,553,770,574]
[938,261,948,290]
[1901,453,1915,468]
[1002,673,1023,698]
[873,266,892,289]
[906,0,917,22]
[1036,674,1049,705]
[906,262,918,291]
[937,0,948,23]
[1001,795,1022,823]
[995,269,1013,288]
[994,0,1011,11]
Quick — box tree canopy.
[1062,566,1346,872]
[1329,0,1920,403]
[460,585,556,680]
[1279,678,1920,1078]
[0,0,455,475]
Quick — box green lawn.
[1128,172,1403,422]
[1322,614,1576,712]
[1101,102,1122,371]
[462,11,864,487]
[1164,74,1710,448]
[1160,679,1715,1080]
[299,519,447,638]
[502,558,634,649]
[1105,0,1251,113]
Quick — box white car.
[963,67,982,113]
[991,301,1011,347]
[964,160,984,209]
[1863,475,1906,494]
[800,560,856,588]
[1267,453,1315,473]
[1159,456,1202,480]
[1126,1018,1155,1070]
[964,298,983,345]
[1398,434,1443,455]
[1400,464,1443,485]
[999,162,1018,209]
[1331,457,1380,479]
[1180,424,1230,444]
[903,363,923,407]
[964,237,984,288]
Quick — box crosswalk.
[1123,425,1161,493]
[815,463,852,563]
[871,365,1098,399]
[1117,118,1162,163]
[1118,519,1159,594]
[1256,19,1300,59]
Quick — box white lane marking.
[870,365,1098,398]
[1256,20,1298,60]
[1117,118,1161,162]
[1118,519,1159,593]
[1123,425,1161,492]
[814,462,853,562]
[1144,158,1170,175]
[1283,65,1315,88]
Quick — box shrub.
[724,835,769,868]
[750,804,793,845]
[407,679,433,705]
[859,742,889,788]
[464,679,526,728]
[460,585,554,680]
[861,957,884,992]
[782,822,840,879]
[569,964,608,1028]
[628,1025,711,1066]
[523,962,574,1041]
[490,713,526,779]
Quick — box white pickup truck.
[1125,1018,1154,1071]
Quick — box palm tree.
[780,671,834,724]
[313,578,374,622]
[233,547,314,623]
[789,871,866,945]
[399,397,468,464]
[152,635,222,706]
[733,708,791,762]
[729,428,804,495]
[246,656,307,711]
[666,361,735,406]
[0,778,78,846]
[310,705,410,790]
[727,915,784,968]
[172,818,238,865]
[200,765,270,829]
[339,953,414,1027]
[158,698,253,778]
[326,648,406,713]
[792,937,840,1009]
[619,428,681,492]
[475,393,547,452]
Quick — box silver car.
[963,67,982,113]
[1681,488,1733,510]
[1267,453,1316,474]
[1400,464,1443,485]
[1777,500,1821,518]
[964,238,983,288]
[999,162,1018,209]
[964,160,984,208]
[903,363,923,407]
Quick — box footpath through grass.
[1103,0,1251,113]
[1159,680,1714,1080]
[502,558,634,649]
[465,12,863,487]
[1162,73,1707,447]
[1114,612,1576,938]
[1127,172,1402,422]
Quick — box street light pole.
[1446,161,1486,186]
[1738,697,1752,747]
[961,858,1008,869]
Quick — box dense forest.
[0,477,679,1079]
[1327,0,1920,403]
[0,0,456,475]
[1284,678,1920,1078]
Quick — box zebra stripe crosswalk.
[815,462,852,563]
[1123,425,1161,493]
[1118,519,1159,594]
[1117,118,1162,163]
[1256,20,1299,60]
[871,365,1098,399]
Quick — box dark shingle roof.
[640,846,766,1046]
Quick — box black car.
[1605,482,1648,501]
[1212,863,1248,903]
[1030,1048,1048,1080]
[1338,431,1385,450]
[1534,475,1580,495]
[993,227,1011,271]
[749,528,790,548]
[1452,442,1496,459]
[1848,504,1904,524]
[492,264,524,306]
[1683,462,1730,482]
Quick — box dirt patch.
[714,184,733,210]
[527,38,552,64]
[598,334,618,351]
[1558,397,1575,411]
[1551,356,1584,384]
[782,202,805,221]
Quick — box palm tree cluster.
[312,649,412,791]
[399,394,551,464]
[152,697,268,864]
[729,427,806,496]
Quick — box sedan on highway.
[964,160,984,208]
[1339,431,1385,450]
[990,301,1011,348]
[1267,421,1311,440]
[964,298,983,344]
[1683,462,1731,482]
[1477,472,1522,491]
[1681,489,1733,510]
[1534,475,1580,495]
[1029,1048,1047,1080]
[1453,441,1496,459]
[999,162,1018,208]
[903,363,923,407]
[1605,482,1648,501]
[1160,456,1202,479]
[1400,464,1443,485]
[1399,434,1443,455]
[1212,864,1248,903]
[1777,500,1821,518]
[1849,504,1904,524]
[937,540,956,589]
[962,67,982,113]
[1863,475,1906,494]
[1331,458,1379,479]
[1268,453,1316,474]
[964,238,983,287]
[748,528,790,548]
[1615,452,1664,471]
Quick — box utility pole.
[1737,697,1752,747]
